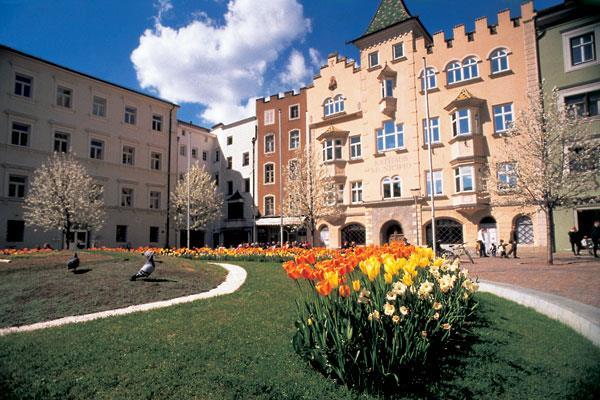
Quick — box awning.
[255,217,303,227]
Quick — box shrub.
[283,244,478,393]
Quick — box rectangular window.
[497,162,517,190]
[570,32,595,66]
[264,109,275,125]
[565,90,600,117]
[90,139,104,160]
[149,226,159,243]
[14,73,32,98]
[149,191,161,209]
[124,106,137,125]
[383,177,402,199]
[350,135,362,159]
[121,188,133,207]
[215,150,220,162]
[265,134,275,153]
[180,145,187,157]
[289,130,300,149]
[426,170,443,196]
[377,121,404,152]
[11,122,30,147]
[215,173,219,186]
[53,132,69,153]
[242,152,250,166]
[423,118,440,144]
[56,86,72,108]
[150,152,162,170]
[392,42,404,60]
[454,166,474,192]
[244,178,251,193]
[8,175,26,198]
[122,146,135,165]
[6,220,25,242]
[191,147,198,159]
[451,109,471,137]
[116,225,127,243]
[202,151,207,161]
[152,115,163,131]
[323,139,343,161]
[351,181,363,204]
[227,157,233,169]
[381,78,394,98]
[337,184,345,204]
[493,103,513,133]
[368,51,379,68]
[264,163,275,184]
[227,181,234,195]
[227,136,233,145]
[92,96,106,117]
[264,196,275,216]
[289,104,300,120]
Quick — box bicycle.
[440,243,475,264]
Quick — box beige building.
[307,1,546,250]
[0,45,179,249]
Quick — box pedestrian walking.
[477,228,488,257]
[591,220,600,258]
[568,226,581,256]
[507,224,519,258]
[498,240,508,258]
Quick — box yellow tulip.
[402,272,413,287]
[323,270,340,289]
[359,256,381,282]
[384,271,393,284]
[352,279,361,292]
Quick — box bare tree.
[171,164,223,234]
[283,147,342,246]
[23,153,105,249]
[490,86,598,264]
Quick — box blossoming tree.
[23,153,105,249]
[490,86,598,264]
[171,164,223,237]
[283,147,341,246]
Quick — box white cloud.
[308,47,323,69]
[131,0,310,124]
[155,0,173,24]
[278,49,312,87]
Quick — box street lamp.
[410,187,421,246]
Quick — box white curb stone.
[0,262,246,336]
[479,280,600,347]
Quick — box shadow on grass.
[139,278,178,283]
[72,269,92,274]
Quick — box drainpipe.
[165,104,175,248]
[252,127,257,243]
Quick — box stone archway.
[380,220,403,244]
[341,223,366,246]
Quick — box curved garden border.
[479,280,600,347]
[0,262,247,336]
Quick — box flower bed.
[283,243,478,392]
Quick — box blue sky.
[0,0,561,126]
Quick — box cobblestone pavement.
[463,251,600,308]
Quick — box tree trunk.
[545,207,554,265]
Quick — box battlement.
[256,87,307,104]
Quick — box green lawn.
[0,251,226,328]
[0,261,598,399]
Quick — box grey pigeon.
[67,253,80,272]
[130,251,156,281]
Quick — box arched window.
[421,67,437,91]
[334,95,345,114]
[446,61,462,84]
[490,48,509,74]
[515,215,534,244]
[382,176,402,199]
[462,57,479,80]
[324,98,334,116]
[342,224,366,246]
[425,218,463,245]
[319,226,330,247]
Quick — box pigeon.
[67,253,80,272]
[130,250,156,281]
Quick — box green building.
[536,0,600,252]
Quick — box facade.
[306,1,547,250]
[536,1,600,251]
[211,117,257,247]
[1,45,178,249]
[255,90,308,243]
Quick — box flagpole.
[278,109,284,245]
[423,57,437,252]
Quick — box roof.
[536,0,600,30]
[177,120,211,132]
[0,44,178,107]
[364,0,412,36]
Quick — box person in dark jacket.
[591,220,600,258]
[507,225,518,258]
[568,226,581,255]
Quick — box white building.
[0,45,179,249]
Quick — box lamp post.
[410,187,421,246]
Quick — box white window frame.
[124,106,137,125]
[368,51,380,68]
[454,166,474,193]
[421,67,437,91]
[152,114,163,132]
[264,134,275,153]
[423,117,440,144]
[150,152,162,171]
[324,97,334,116]
[446,61,462,84]
[264,109,275,126]
[426,170,444,196]
[323,139,343,162]
[351,181,363,204]
[53,131,69,153]
[90,139,104,160]
[56,86,73,108]
[264,163,275,185]
[264,196,275,216]
[451,109,472,137]
[14,73,33,98]
[350,135,362,159]
[92,96,107,117]
[462,57,479,80]
[289,129,300,150]
[121,187,134,207]
[122,145,135,166]
[149,191,161,209]
[392,42,404,60]
[562,23,600,72]
[337,183,345,204]
[493,103,514,133]
[377,121,404,152]
[381,78,394,98]
[490,48,510,74]
[289,104,300,120]
[497,162,518,190]
[382,176,402,199]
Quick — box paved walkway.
[465,252,600,308]
[0,262,247,336]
